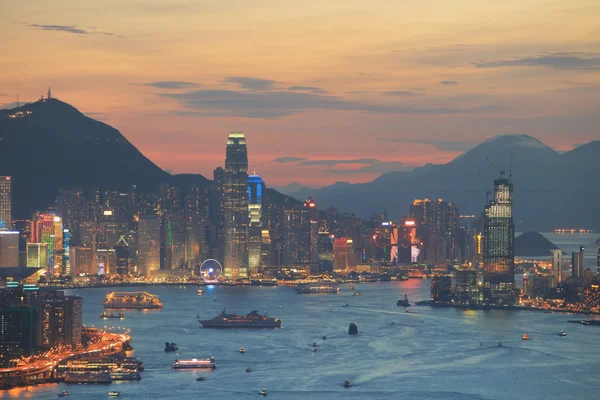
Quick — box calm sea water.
[2,281,600,400]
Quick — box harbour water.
[2,281,600,399]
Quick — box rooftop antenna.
[477,169,491,204]
[47,87,52,99]
[17,93,19,108]
[485,156,505,179]
[253,159,256,175]
[508,152,513,183]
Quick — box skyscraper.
[27,243,48,269]
[0,231,19,267]
[483,178,515,304]
[248,170,265,273]
[550,249,562,284]
[138,216,160,277]
[0,176,11,229]
[572,246,585,279]
[597,243,600,273]
[223,132,249,279]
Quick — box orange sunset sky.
[1,0,599,187]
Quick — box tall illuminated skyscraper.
[483,178,515,304]
[223,132,249,279]
[0,231,19,267]
[0,176,11,229]
[247,169,265,273]
[572,246,585,279]
[550,249,562,284]
[138,216,160,277]
[31,213,63,274]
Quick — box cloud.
[222,76,278,91]
[288,86,328,94]
[385,91,421,97]
[440,81,458,85]
[162,89,505,119]
[301,159,406,174]
[274,156,308,163]
[0,94,6,97]
[473,53,600,69]
[25,23,117,36]
[378,137,475,152]
[143,81,200,89]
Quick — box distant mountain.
[274,182,312,196]
[0,99,293,218]
[292,134,600,230]
[515,231,563,257]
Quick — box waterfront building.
[410,198,459,262]
[0,231,19,267]
[138,216,160,277]
[223,132,249,279]
[572,246,585,279]
[39,295,82,349]
[282,198,319,274]
[0,176,11,229]
[333,238,354,271]
[430,275,452,302]
[0,305,38,366]
[248,170,265,273]
[550,249,562,285]
[482,178,515,304]
[453,268,481,303]
[27,243,48,269]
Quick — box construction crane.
[485,156,505,179]
[477,169,491,204]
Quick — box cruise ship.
[102,291,163,309]
[296,274,340,294]
[198,310,282,328]
[172,357,216,369]
[63,371,112,384]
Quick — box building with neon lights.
[0,176,11,229]
[248,171,265,273]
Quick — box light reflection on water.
[3,281,599,400]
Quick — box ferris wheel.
[199,259,223,282]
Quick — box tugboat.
[348,322,358,335]
[344,378,352,388]
[108,392,120,397]
[58,391,69,398]
[397,294,411,307]
[259,388,268,396]
[196,376,205,381]
[522,334,530,341]
[165,342,178,352]
[240,347,246,354]
[559,330,567,337]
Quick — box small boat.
[342,303,350,308]
[246,367,252,373]
[498,342,503,347]
[196,376,205,381]
[348,322,358,335]
[344,378,352,388]
[559,330,567,337]
[322,335,327,340]
[405,308,410,313]
[522,334,530,341]
[278,305,283,309]
[259,388,268,396]
[108,392,120,397]
[352,292,363,297]
[349,286,355,290]
[214,297,217,301]
[313,342,317,347]
[165,342,178,352]
[240,347,246,354]
[313,347,318,352]
[390,320,395,325]
[197,288,203,295]
[58,391,69,398]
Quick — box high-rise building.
[138,216,160,277]
[283,199,319,273]
[27,243,48,269]
[0,176,11,229]
[209,167,226,264]
[333,238,354,271]
[597,243,600,273]
[550,249,562,284]
[69,247,94,275]
[38,295,82,349]
[247,170,265,273]
[483,178,515,304]
[410,198,459,262]
[223,131,249,279]
[0,231,19,267]
[572,246,585,279]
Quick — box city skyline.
[1,1,599,187]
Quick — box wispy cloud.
[288,86,328,94]
[222,76,278,91]
[440,80,458,85]
[143,81,200,89]
[378,137,475,152]
[473,53,600,69]
[25,23,117,37]
[274,156,308,163]
[385,91,421,97]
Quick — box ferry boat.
[259,388,267,396]
[58,356,144,373]
[172,357,216,369]
[63,371,112,384]
[58,391,69,397]
[198,310,282,328]
[102,291,163,309]
[296,274,340,294]
[100,311,126,319]
[108,392,120,397]
[239,347,246,354]
[110,370,142,381]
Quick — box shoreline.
[425,301,600,317]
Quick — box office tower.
[209,167,226,264]
[184,185,204,268]
[430,275,453,302]
[410,198,459,261]
[95,248,116,275]
[333,238,354,271]
[27,243,48,269]
[31,213,56,272]
[52,216,64,275]
[550,249,562,284]
[248,170,265,273]
[304,197,319,274]
[283,200,319,273]
[223,131,249,279]
[115,236,130,275]
[453,268,481,303]
[38,295,82,349]
[483,178,515,304]
[0,176,11,229]
[69,246,94,275]
[0,231,19,267]
[0,305,38,365]
[572,246,585,279]
[138,216,160,277]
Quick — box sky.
[1,0,599,188]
